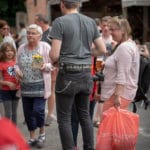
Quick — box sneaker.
[27,139,37,147]
[36,134,46,148]
[45,114,57,126]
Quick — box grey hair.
[27,24,43,35]
[35,14,49,24]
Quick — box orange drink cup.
[96,58,104,72]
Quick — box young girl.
[0,42,20,124]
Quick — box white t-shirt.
[18,28,27,46]
[2,35,16,49]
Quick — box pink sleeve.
[14,44,25,72]
[39,42,52,72]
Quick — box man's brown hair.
[61,0,80,9]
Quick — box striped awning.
[122,0,150,7]
[49,0,89,5]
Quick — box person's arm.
[91,37,107,57]
[0,71,16,90]
[113,44,132,107]
[49,39,62,66]
[39,42,53,71]
[139,45,150,58]
[114,84,124,107]
[14,47,23,81]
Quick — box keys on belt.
[59,63,91,72]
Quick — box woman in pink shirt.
[101,17,140,111]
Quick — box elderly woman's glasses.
[27,31,40,36]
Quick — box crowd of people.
[0,0,150,150]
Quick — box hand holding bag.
[96,107,139,150]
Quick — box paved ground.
[15,100,150,150]
[14,87,150,150]
[17,101,84,150]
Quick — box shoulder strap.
[111,42,121,54]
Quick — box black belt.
[59,64,91,72]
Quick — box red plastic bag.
[96,107,139,150]
[0,117,30,150]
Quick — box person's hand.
[6,82,16,90]
[94,93,101,101]
[40,63,46,70]
[139,45,150,57]
[114,95,121,108]
[15,70,23,81]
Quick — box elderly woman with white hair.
[15,24,52,148]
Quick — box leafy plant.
[0,0,26,26]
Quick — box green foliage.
[0,1,8,13]
[0,0,26,26]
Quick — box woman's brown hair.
[0,20,8,29]
[61,0,80,9]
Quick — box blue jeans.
[22,97,46,131]
[55,69,94,150]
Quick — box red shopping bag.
[0,118,30,150]
[96,107,139,150]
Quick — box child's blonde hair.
[0,42,16,62]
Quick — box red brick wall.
[25,0,47,25]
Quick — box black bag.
[133,55,150,112]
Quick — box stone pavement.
[17,101,84,150]
[17,100,150,150]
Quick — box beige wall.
[25,0,48,25]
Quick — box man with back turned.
[49,0,106,149]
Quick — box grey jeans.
[3,100,19,124]
[55,69,94,150]
[0,102,4,116]
[1,90,19,124]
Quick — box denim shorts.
[1,90,19,101]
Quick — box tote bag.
[96,107,139,150]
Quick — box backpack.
[132,55,150,112]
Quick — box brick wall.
[25,0,48,25]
